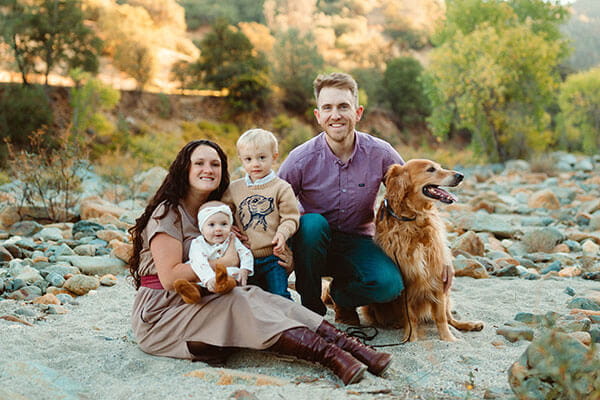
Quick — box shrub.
[6,128,89,222]
[0,84,53,163]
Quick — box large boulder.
[508,330,600,399]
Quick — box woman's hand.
[231,225,250,248]
[274,243,294,275]
[237,269,249,286]
[205,278,216,292]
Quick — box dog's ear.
[384,164,410,201]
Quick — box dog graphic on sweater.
[239,195,274,231]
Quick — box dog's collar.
[383,198,416,222]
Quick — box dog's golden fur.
[366,159,483,341]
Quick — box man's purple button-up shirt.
[278,131,404,237]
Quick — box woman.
[129,140,392,385]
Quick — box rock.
[493,265,521,277]
[45,272,65,287]
[528,189,560,210]
[80,196,127,220]
[455,213,521,238]
[558,266,581,278]
[43,264,80,277]
[521,227,565,253]
[496,326,534,342]
[582,271,600,281]
[35,227,64,241]
[72,220,104,237]
[55,293,74,304]
[32,293,61,305]
[589,213,600,231]
[505,160,531,173]
[96,229,128,243]
[109,239,132,264]
[99,274,117,286]
[551,243,569,253]
[564,287,576,297]
[453,258,490,279]
[2,243,22,258]
[9,221,44,236]
[567,297,600,311]
[582,240,599,255]
[452,231,485,256]
[15,267,43,284]
[63,275,100,295]
[47,243,76,257]
[134,166,168,197]
[508,330,599,399]
[580,198,600,215]
[0,245,13,261]
[73,244,97,256]
[56,255,127,276]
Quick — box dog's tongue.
[429,187,458,204]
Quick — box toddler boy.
[222,129,299,299]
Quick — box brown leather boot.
[316,320,392,376]
[268,327,367,385]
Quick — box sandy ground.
[1,276,599,400]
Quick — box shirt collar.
[320,131,360,165]
[245,170,276,186]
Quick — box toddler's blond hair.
[237,128,278,155]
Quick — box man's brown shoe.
[334,304,360,325]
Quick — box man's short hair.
[237,128,278,154]
[313,72,359,108]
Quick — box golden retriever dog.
[366,159,484,342]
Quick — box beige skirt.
[131,285,323,360]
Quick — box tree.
[425,0,568,162]
[113,40,156,91]
[0,0,102,86]
[271,29,324,112]
[382,57,430,127]
[196,21,271,112]
[557,67,600,154]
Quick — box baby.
[174,201,254,304]
[222,128,300,299]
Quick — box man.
[278,72,405,324]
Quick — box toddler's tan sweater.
[222,177,299,258]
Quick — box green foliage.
[271,29,324,113]
[196,21,271,112]
[272,114,314,159]
[557,67,600,154]
[113,40,156,90]
[169,60,195,92]
[181,120,240,163]
[426,0,567,162]
[350,67,384,108]
[382,57,430,126]
[70,69,121,139]
[0,84,53,162]
[562,0,600,72]
[179,0,264,30]
[157,93,172,119]
[0,0,102,85]
[128,130,183,169]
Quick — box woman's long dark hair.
[128,140,230,289]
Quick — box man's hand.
[443,264,454,294]
[274,243,294,275]
[272,232,286,253]
[237,269,249,286]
